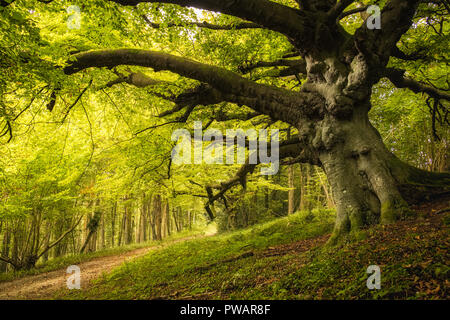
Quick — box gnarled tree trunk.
[297,51,449,241]
[61,0,450,243]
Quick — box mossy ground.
[57,204,449,300]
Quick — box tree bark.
[111,201,117,247]
[172,207,180,232]
[316,104,449,243]
[298,165,306,211]
[288,165,295,215]
[0,222,10,272]
[165,200,171,237]
[152,195,162,241]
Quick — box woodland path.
[0,236,203,300]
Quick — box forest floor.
[0,234,208,300]
[0,246,151,299]
[1,200,448,300]
[58,197,449,300]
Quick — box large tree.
[2,0,450,242]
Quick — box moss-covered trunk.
[295,49,450,243]
[314,104,449,243]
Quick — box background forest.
[0,0,448,276]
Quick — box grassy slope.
[0,228,205,283]
[60,207,449,300]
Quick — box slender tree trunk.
[161,200,167,239]
[41,222,51,263]
[298,164,307,211]
[126,204,133,244]
[99,212,105,250]
[288,164,295,214]
[165,200,171,237]
[172,208,180,232]
[188,211,192,230]
[154,195,162,241]
[111,201,116,247]
[11,231,19,269]
[138,205,144,243]
[145,197,152,240]
[287,127,295,215]
[118,204,125,246]
[142,199,148,241]
[150,195,162,241]
[1,222,10,272]
[80,210,101,253]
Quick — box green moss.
[381,197,414,224]
[381,201,397,224]
[349,208,364,230]
[351,230,369,241]
[389,156,450,187]
[327,213,350,245]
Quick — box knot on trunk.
[351,147,371,158]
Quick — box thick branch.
[142,15,261,30]
[355,0,423,67]
[214,110,262,123]
[282,52,301,59]
[239,59,306,75]
[251,66,307,81]
[385,68,450,101]
[328,0,356,20]
[339,5,369,19]
[104,71,165,88]
[0,0,15,6]
[391,46,428,61]
[65,49,325,124]
[110,0,312,45]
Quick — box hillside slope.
[59,203,449,300]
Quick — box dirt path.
[0,236,204,300]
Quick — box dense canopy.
[0,0,448,271]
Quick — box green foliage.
[0,0,447,276]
